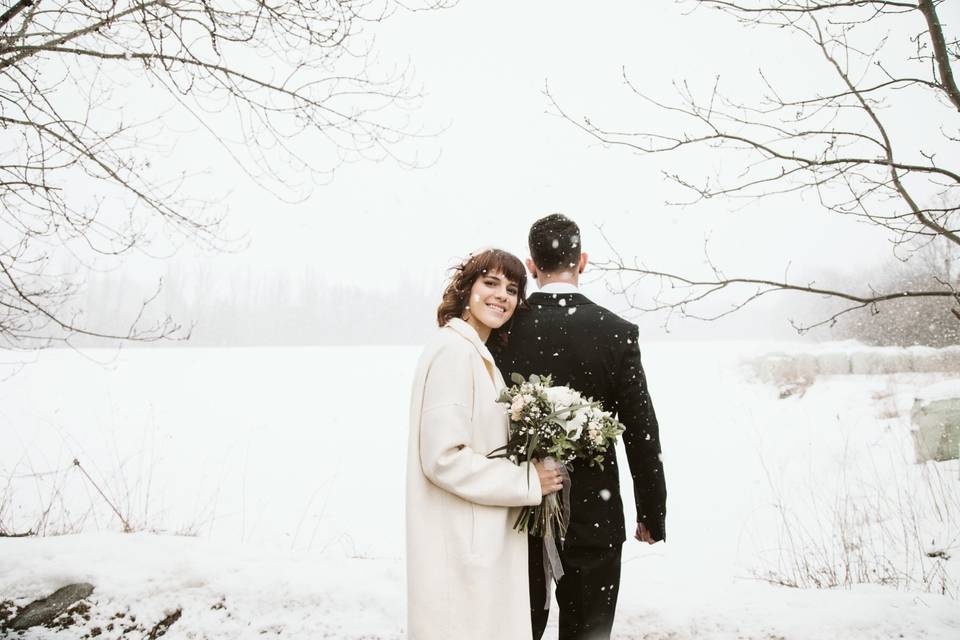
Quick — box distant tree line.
[75,266,440,347]
[830,241,960,348]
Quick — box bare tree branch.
[700,1,918,13]
[0,0,33,31]
[0,0,442,346]
[918,0,960,111]
[560,0,960,331]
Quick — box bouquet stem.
[512,457,570,609]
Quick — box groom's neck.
[536,270,579,288]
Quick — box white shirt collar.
[537,282,580,295]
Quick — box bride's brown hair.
[436,249,528,340]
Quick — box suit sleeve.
[615,324,667,541]
[419,343,542,507]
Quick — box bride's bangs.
[436,248,528,328]
[481,250,527,290]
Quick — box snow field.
[1,342,958,638]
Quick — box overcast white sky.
[102,0,952,340]
[218,2,887,274]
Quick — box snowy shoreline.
[2,532,959,640]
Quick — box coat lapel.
[445,318,497,385]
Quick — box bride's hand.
[533,460,563,496]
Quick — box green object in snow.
[911,396,960,463]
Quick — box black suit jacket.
[491,291,666,547]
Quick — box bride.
[406,248,563,640]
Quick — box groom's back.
[492,290,637,548]
[496,292,632,405]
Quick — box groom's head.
[527,214,588,283]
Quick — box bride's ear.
[525,258,538,280]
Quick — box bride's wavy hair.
[436,249,528,344]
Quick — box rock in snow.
[7,583,94,631]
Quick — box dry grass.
[0,453,210,538]
[753,444,959,598]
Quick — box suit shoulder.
[585,303,638,335]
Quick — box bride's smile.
[465,273,519,338]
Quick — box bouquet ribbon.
[541,457,571,610]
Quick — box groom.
[492,214,667,640]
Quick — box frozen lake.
[1,342,951,564]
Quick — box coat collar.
[445,317,496,366]
[526,291,594,308]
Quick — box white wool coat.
[406,318,543,640]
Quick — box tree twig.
[72,459,132,533]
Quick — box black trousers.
[529,535,623,640]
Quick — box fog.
[42,0,949,346]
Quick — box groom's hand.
[635,523,656,544]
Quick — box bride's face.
[465,270,520,330]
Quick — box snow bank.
[0,533,406,639]
[2,533,958,640]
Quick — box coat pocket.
[469,503,508,563]
[440,491,475,561]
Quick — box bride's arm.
[418,344,542,507]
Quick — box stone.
[7,583,94,631]
[147,608,182,639]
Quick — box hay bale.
[851,350,884,375]
[881,348,913,374]
[752,353,797,384]
[794,353,820,379]
[816,351,852,375]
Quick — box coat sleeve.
[615,324,667,542]
[419,342,542,507]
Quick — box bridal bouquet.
[489,372,625,601]
[489,373,625,537]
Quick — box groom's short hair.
[528,214,581,273]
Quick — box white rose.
[564,406,591,440]
[544,385,577,410]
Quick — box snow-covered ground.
[1,342,958,639]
